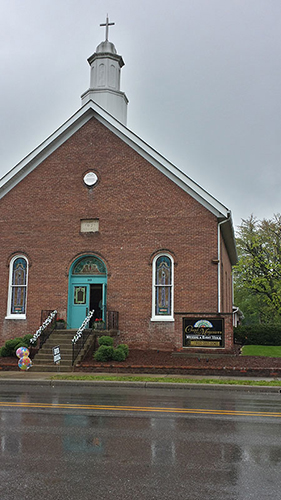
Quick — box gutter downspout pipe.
[217,215,230,313]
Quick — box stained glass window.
[9,257,28,316]
[152,254,174,320]
[73,257,106,275]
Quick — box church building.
[0,19,237,353]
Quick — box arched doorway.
[68,255,107,329]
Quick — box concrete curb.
[0,377,281,393]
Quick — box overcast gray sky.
[1,0,280,228]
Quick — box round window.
[83,172,98,187]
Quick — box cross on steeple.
[100,15,115,41]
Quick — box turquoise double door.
[67,256,107,329]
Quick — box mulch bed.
[76,346,281,378]
[0,357,18,371]
[1,347,281,377]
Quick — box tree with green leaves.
[234,214,281,324]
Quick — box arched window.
[6,256,28,319]
[151,254,174,321]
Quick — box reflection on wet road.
[1,399,281,418]
[1,385,281,500]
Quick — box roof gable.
[0,99,237,263]
[0,100,226,215]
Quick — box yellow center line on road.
[0,401,281,417]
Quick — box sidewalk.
[0,369,280,392]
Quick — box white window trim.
[5,255,28,320]
[151,253,174,322]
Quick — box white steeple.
[81,16,128,125]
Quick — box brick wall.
[0,117,234,350]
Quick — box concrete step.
[39,340,73,347]
[32,329,96,371]
[34,356,73,363]
[34,360,72,367]
[43,344,73,350]
[36,349,72,356]
[32,364,73,372]
[43,339,74,345]
[52,329,76,331]
[44,335,74,340]
[35,348,73,357]
[49,335,75,341]
[38,346,73,354]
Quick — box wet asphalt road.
[1,384,281,500]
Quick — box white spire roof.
[81,16,128,125]
[96,40,117,54]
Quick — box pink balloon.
[18,356,32,370]
[16,347,30,359]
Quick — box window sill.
[5,315,26,320]
[150,317,174,322]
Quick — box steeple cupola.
[81,16,128,125]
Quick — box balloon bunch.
[16,347,32,371]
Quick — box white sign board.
[52,345,61,364]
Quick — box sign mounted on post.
[183,318,224,348]
[52,345,61,364]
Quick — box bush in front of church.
[118,344,129,357]
[94,345,114,362]
[112,346,126,361]
[98,336,114,347]
[0,334,33,357]
[93,338,129,362]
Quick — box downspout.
[217,216,230,313]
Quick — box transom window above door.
[73,256,106,275]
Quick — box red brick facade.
[0,117,235,351]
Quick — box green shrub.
[94,344,129,362]
[0,335,32,357]
[234,324,281,346]
[14,342,29,354]
[94,345,114,362]
[5,338,21,348]
[0,346,9,357]
[118,344,129,358]
[4,338,23,356]
[112,347,126,362]
[23,334,33,344]
[98,336,114,347]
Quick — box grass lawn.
[242,345,281,357]
[51,374,281,386]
